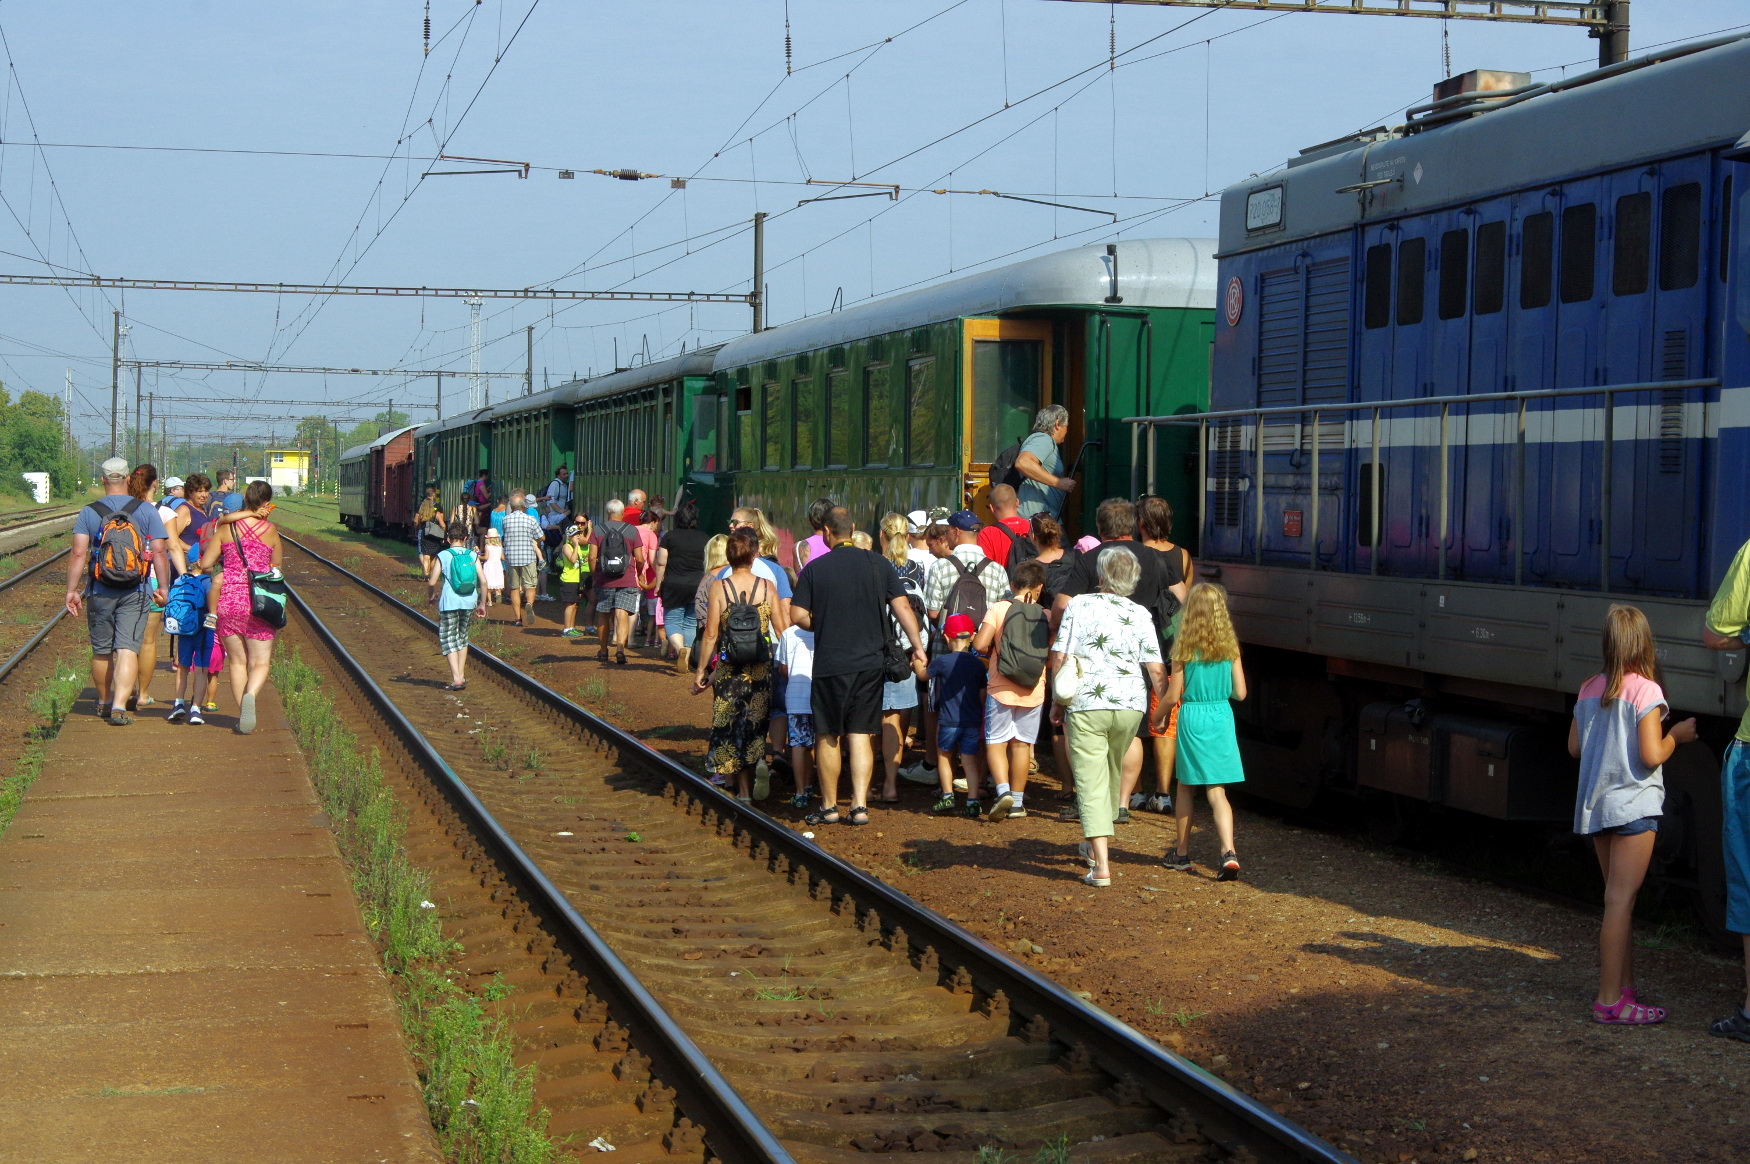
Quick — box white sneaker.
[1128,792,1148,810]
[898,764,936,785]
[951,776,968,794]
[1146,793,1173,814]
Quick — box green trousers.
[1067,708,1143,839]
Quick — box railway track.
[281,534,1353,1164]
[0,548,71,685]
[0,507,76,560]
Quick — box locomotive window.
[1438,229,1469,320]
[791,378,815,469]
[1395,237,1426,326]
[1520,211,1554,309]
[864,364,893,466]
[1474,220,1506,314]
[1660,182,1702,291]
[1722,177,1733,284]
[825,371,852,467]
[1363,243,1392,329]
[907,357,937,466]
[762,382,781,470]
[1559,202,1597,303]
[1612,191,1652,297]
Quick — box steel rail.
[0,546,71,596]
[283,579,794,1164]
[284,534,1356,1164]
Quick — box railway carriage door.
[1425,211,1475,578]
[1543,178,1607,588]
[1356,224,1398,575]
[1462,204,1513,582]
[1507,189,1560,584]
[963,318,1052,518]
[1387,226,1431,574]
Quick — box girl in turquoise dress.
[1161,583,1247,880]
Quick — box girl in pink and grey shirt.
[1567,604,1696,1026]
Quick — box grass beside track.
[0,654,85,836]
[274,647,557,1164]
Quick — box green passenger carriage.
[709,238,1217,558]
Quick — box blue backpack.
[163,573,207,636]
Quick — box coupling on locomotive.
[341,32,1750,936]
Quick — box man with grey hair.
[1015,405,1076,519]
[501,488,544,628]
[66,457,171,725]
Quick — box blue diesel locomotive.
[1130,33,1750,930]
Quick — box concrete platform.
[0,684,440,1163]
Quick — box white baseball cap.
[162,476,185,489]
[100,456,128,480]
[906,509,929,534]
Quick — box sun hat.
[485,528,502,538]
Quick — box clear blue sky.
[0,0,1740,447]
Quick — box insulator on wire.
[423,1,431,56]
[784,0,792,75]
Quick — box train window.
[791,378,815,469]
[826,371,852,467]
[1722,177,1734,284]
[1363,243,1392,329]
[1612,192,1652,296]
[1660,182,1702,291]
[1559,202,1597,303]
[1474,220,1506,314]
[1395,237,1426,326]
[971,340,1041,463]
[907,357,937,466]
[1520,211,1554,308]
[1357,462,1385,548]
[1437,229,1469,320]
[761,383,781,470]
[864,364,893,466]
[733,386,753,473]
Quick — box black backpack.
[991,521,1041,579]
[988,442,1025,491]
[995,601,1051,689]
[1149,546,1193,651]
[720,578,769,666]
[944,555,1002,630]
[598,521,632,580]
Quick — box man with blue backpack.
[65,457,172,726]
[427,524,481,690]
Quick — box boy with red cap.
[927,612,988,816]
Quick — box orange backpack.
[88,499,150,588]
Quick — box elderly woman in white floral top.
[1049,547,1171,886]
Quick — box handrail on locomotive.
[1126,375,1722,594]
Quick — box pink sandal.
[1593,990,1665,1025]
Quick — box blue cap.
[947,510,981,532]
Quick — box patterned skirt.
[707,661,772,776]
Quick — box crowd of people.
[66,457,285,732]
[417,407,1248,884]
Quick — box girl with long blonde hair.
[1161,583,1246,878]
[876,512,923,800]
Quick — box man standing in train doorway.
[1014,405,1077,519]
[1705,536,1750,1043]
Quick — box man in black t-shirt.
[792,507,927,825]
[1050,497,1169,632]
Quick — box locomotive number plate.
[1245,185,1284,231]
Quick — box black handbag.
[231,523,289,630]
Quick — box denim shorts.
[1602,816,1660,837]
[936,720,983,756]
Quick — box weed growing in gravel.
[1168,1007,1208,1028]
[897,854,924,876]
[1144,998,1165,1015]
[483,740,509,769]
[624,831,642,843]
[523,748,543,775]
[1033,1135,1071,1164]
[96,1084,207,1097]
[976,1145,1017,1164]
[0,657,84,837]
[1634,918,1699,951]
[275,648,555,1163]
[576,678,609,703]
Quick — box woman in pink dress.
[201,481,283,734]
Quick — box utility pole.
[751,211,767,333]
[109,310,121,458]
[1597,0,1630,66]
[160,413,167,476]
[146,392,155,467]
[466,295,484,410]
[525,324,534,396]
[62,367,72,460]
[133,366,143,465]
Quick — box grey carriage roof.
[1219,31,1750,256]
[711,238,1218,369]
[422,405,495,437]
[554,348,721,407]
[482,384,572,421]
[337,424,417,463]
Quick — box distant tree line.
[0,387,79,500]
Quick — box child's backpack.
[996,602,1052,689]
[944,555,999,631]
[469,478,492,507]
[598,521,632,580]
[721,578,769,666]
[87,499,150,589]
[162,572,206,635]
[444,546,479,597]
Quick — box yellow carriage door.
[963,318,1051,519]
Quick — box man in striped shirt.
[501,489,545,628]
